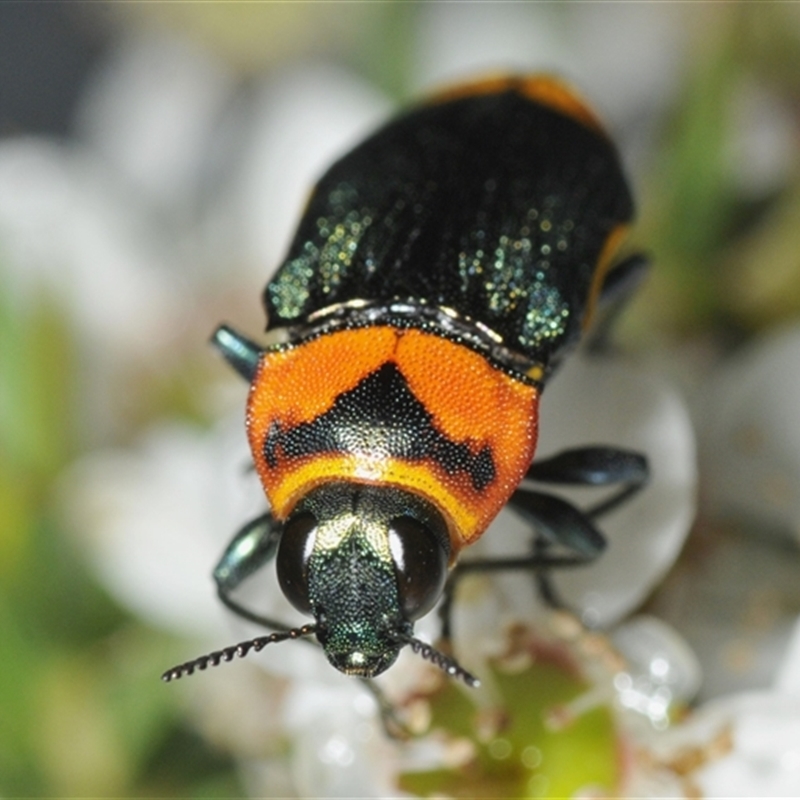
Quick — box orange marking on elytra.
[426,74,606,136]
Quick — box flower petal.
[700,324,800,543]
[538,353,696,627]
[60,419,261,637]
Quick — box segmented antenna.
[392,632,480,687]
[161,624,317,682]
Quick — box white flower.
[61,418,258,639]
[693,691,800,796]
[0,139,178,357]
[13,7,799,798]
[73,32,237,213]
[636,615,800,798]
[538,352,697,627]
[222,63,391,281]
[410,2,686,158]
[700,324,800,544]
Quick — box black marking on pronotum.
[263,362,497,490]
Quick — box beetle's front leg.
[437,540,591,643]
[213,511,291,631]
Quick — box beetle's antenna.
[162,624,317,682]
[392,632,480,688]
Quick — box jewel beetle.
[163,75,649,688]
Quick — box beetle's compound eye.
[276,511,316,614]
[389,515,448,620]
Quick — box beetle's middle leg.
[438,446,649,642]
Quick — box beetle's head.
[163,482,479,687]
[277,482,450,677]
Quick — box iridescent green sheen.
[308,536,405,677]
[265,85,632,374]
[288,483,449,677]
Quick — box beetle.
[163,75,649,688]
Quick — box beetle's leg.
[524,445,649,521]
[509,488,608,557]
[586,253,650,353]
[599,252,650,307]
[509,446,648,609]
[359,679,415,741]
[524,445,647,486]
[439,446,649,639]
[440,486,611,640]
[531,537,565,608]
[213,511,293,631]
[211,324,263,382]
[438,536,591,641]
